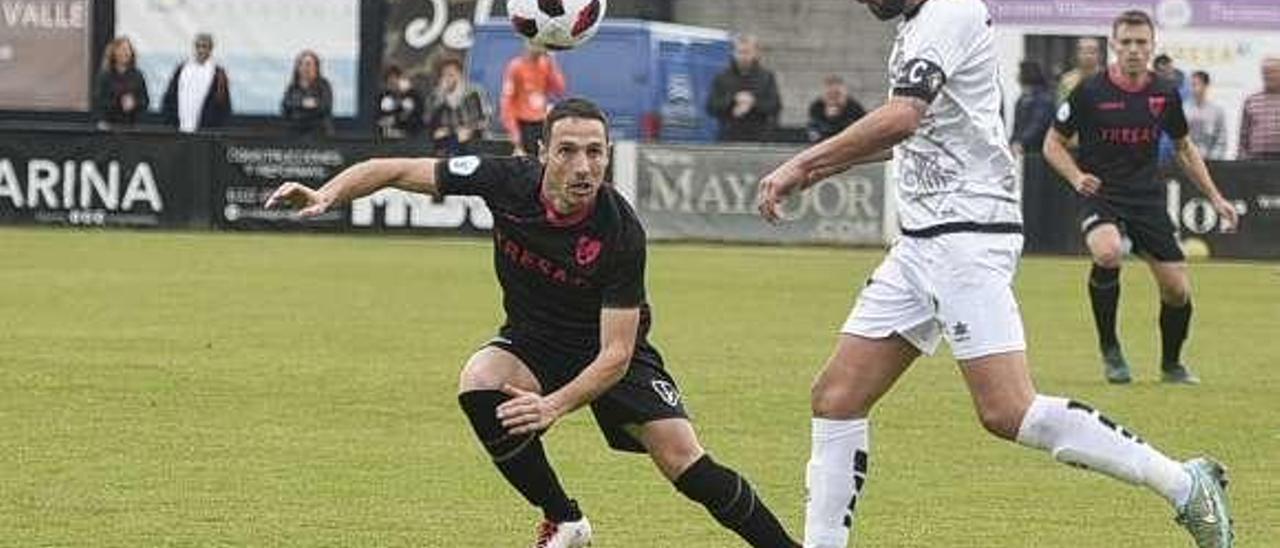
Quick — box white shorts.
[841,232,1026,360]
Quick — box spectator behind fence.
[1186,71,1227,160]
[376,65,423,139]
[1239,57,1280,160]
[94,36,149,130]
[806,75,865,143]
[1057,37,1102,102]
[707,34,781,142]
[1010,61,1055,157]
[501,42,566,157]
[162,33,231,133]
[281,50,334,138]
[426,55,491,155]
[1154,54,1190,98]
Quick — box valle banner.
[0,0,92,111]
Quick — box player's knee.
[1092,248,1123,269]
[458,362,500,392]
[810,381,870,419]
[653,442,705,480]
[976,404,1024,441]
[1159,279,1191,305]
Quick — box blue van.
[467,19,732,143]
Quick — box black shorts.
[485,325,688,453]
[1079,197,1185,262]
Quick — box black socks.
[1088,264,1121,351]
[458,390,580,522]
[674,455,799,547]
[1159,300,1192,368]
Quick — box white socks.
[804,417,869,548]
[1016,394,1192,508]
[803,396,1192,548]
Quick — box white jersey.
[887,0,1020,233]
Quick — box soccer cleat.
[534,516,592,548]
[1175,457,1234,548]
[1161,363,1201,385]
[1102,346,1131,384]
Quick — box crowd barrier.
[0,128,504,234]
[1,129,1276,259]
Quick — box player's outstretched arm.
[496,308,640,436]
[1042,127,1101,196]
[1173,136,1238,228]
[264,158,440,217]
[756,96,921,222]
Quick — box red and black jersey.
[435,156,649,346]
[1053,66,1188,204]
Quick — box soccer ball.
[507,0,606,50]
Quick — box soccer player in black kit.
[265,98,798,548]
[1043,10,1238,385]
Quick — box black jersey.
[1053,67,1188,204]
[435,155,650,346]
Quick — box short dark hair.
[1154,53,1173,67]
[1112,10,1154,36]
[1192,70,1210,85]
[543,97,610,142]
[1018,60,1046,87]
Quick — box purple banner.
[986,0,1280,30]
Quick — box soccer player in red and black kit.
[1044,10,1238,385]
[265,98,798,548]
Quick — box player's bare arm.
[756,96,923,222]
[264,158,440,217]
[1173,136,1238,228]
[497,307,641,435]
[1042,126,1101,196]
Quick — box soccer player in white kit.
[755,0,1234,546]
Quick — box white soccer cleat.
[533,516,592,548]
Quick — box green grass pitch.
[2,227,1276,547]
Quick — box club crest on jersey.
[448,155,481,176]
[574,235,602,267]
[651,380,681,407]
[1148,96,1167,117]
[1057,102,1071,123]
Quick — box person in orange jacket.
[501,42,567,157]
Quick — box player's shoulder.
[914,0,989,28]
[438,154,541,203]
[600,186,647,240]
[1073,71,1110,97]
[1150,76,1183,98]
[443,154,535,178]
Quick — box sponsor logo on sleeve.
[448,155,481,176]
